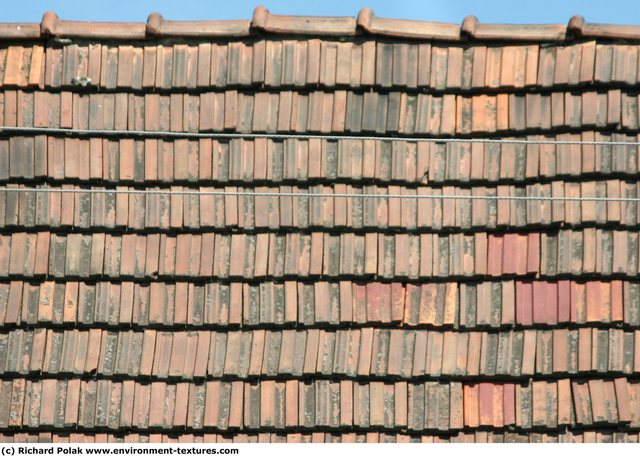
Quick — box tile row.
[3,181,640,231]
[1,327,639,379]
[2,41,639,91]
[1,279,638,328]
[5,134,640,186]
[0,378,637,430]
[3,88,631,136]
[2,229,639,280]
[3,430,640,443]
[1,231,531,280]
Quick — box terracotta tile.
[499,233,521,276]
[470,95,487,133]
[367,382,387,428]
[0,235,11,279]
[529,381,551,427]
[29,45,45,88]
[486,235,503,277]
[2,90,18,127]
[203,44,223,88]
[584,229,603,275]
[543,281,559,325]
[611,378,631,424]
[460,384,479,428]
[8,232,27,276]
[592,328,609,373]
[609,328,627,373]
[4,47,28,87]
[573,327,591,374]
[362,282,390,324]
[533,329,553,376]
[480,331,499,376]
[499,46,518,88]
[608,280,624,323]
[585,281,603,323]
[555,279,571,323]
[586,379,607,424]
[33,381,56,427]
[32,232,50,277]
[473,282,490,328]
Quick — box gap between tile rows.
[0,371,637,384]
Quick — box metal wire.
[1,186,639,203]
[1,126,640,146]
[1,126,639,202]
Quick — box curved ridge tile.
[40,11,146,39]
[251,5,357,36]
[0,23,40,39]
[569,15,640,40]
[462,15,568,41]
[0,10,636,43]
[145,12,251,37]
[357,8,461,40]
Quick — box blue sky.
[6,0,640,24]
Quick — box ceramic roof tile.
[1,9,640,444]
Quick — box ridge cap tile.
[0,10,638,42]
[462,15,568,41]
[146,12,251,38]
[251,5,357,36]
[570,14,640,40]
[41,11,146,40]
[0,23,40,39]
[357,7,461,41]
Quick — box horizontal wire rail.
[1,126,639,202]
[1,186,640,203]
[2,126,640,146]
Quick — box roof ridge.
[0,6,640,43]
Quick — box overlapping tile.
[2,378,640,432]
[1,327,639,379]
[1,228,640,279]
[4,430,640,443]
[3,134,640,186]
[2,88,635,135]
[4,39,640,92]
[1,8,640,444]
